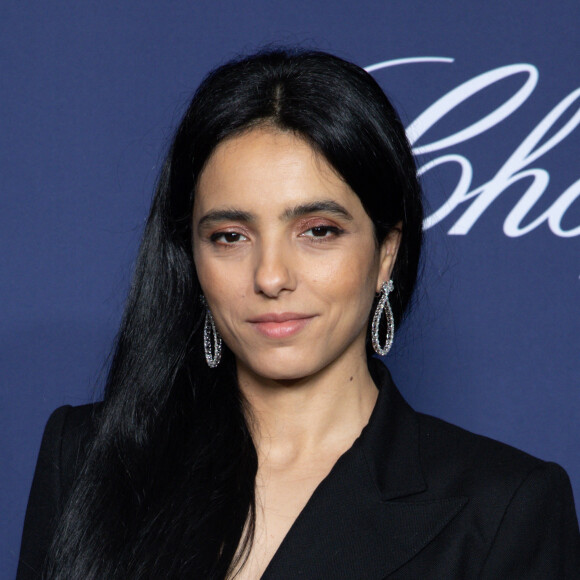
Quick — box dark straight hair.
[45,48,423,579]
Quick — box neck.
[237,355,378,466]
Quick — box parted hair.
[45,48,423,579]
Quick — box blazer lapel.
[261,362,467,579]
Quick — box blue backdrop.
[1,1,578,576]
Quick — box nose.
[253,239,296,298]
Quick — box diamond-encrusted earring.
[371,280,395,356]
[203,301,222,368]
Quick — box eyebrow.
[197,199,353,229]
[281,200,354,221]
[197,209,254,229]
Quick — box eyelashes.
[206,219,346,248]
[300,225,344,239]
[209,231,249,244]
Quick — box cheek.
[304,246,379,307]
[194,255,228,306]
[194,258,251,335]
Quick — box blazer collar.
[261,359,467,579]
[362,358,427,500]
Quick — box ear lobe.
[376,224,402,292]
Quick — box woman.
[17,49,579,579]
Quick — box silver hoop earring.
[203,304,222,368]
[371,280,395,356]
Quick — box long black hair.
[45,48,423,579]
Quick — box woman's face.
[192,127,399,382]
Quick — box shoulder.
[42,403,101,453]
[17,403,102,580]
[42,402,100,442]
[395,410,580,575]
[415,410,566,498]
[371,360,575,506]
[414,411,580,574]
[37,403,102,500]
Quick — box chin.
[240,351,321,383]
[255,364,315,383]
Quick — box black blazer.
[17,362,580,579]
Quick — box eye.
[301,225,343,238]
[210,231,248,244]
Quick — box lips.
[248,312,312,323]
[247,313,315,338]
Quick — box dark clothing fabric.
[17,401,100,580]
[17,362,580,578]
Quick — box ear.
[376,223,402,292]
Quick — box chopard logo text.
[366,58,580,238]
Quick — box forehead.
[193,127,368,219]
